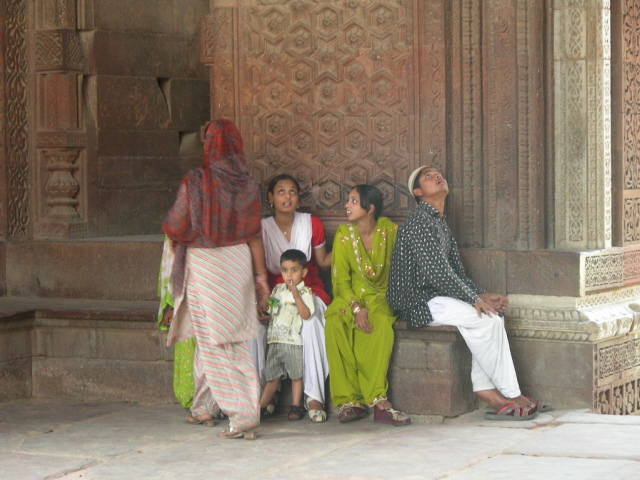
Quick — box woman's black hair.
[352,184,384,220]
[266,174,301,195]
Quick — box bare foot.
[186,413,214,424]
[376,399,393,410]
[475,389,536,411]
[307,399,323,411]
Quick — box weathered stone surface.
[6,238,163,300]
[426,342,452,372]
[97,130,180,157]
[0,327,32,361]
[0,358,32,402]
[390,323,475,416]
[92,0,209,36]
[510,338,594,409]
[391,339,427,370]
[97,76,171,131]
[506,251,582,296]
[459,249,507,296]
[86,31,207,78]
[31,357,174,403]
[96,329,171,362]
[167,79,210,131]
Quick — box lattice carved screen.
[203,0,428,225]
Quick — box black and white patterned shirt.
[387,202,484,328]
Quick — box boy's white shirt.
[267,281,316,346]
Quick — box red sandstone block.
[458,249,507,296]
[391,339,428,370]
[6,239,163,300]
[97,156,199,189]
[0,242,5,296]
[87,31,207,79]
[96,76,171,131]
[92,0,209,36]
[33,327,94,359]
[98,130,179,157]
[31,357,174,403]
[96,330,172,362]
[506,251,582,296]
[426,343,452,371]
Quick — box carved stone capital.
[506,286,640,343]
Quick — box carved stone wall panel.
[35,0,76,30]
[36,148,85,220]
[36,73,81,130]
[448,0,484,247]
[213,0,417,222]
[617,0,640,246]
[594,329,640,415]
[1,0,8,239]
[483,0,519,249]
[35,29,83,72]
[203,10,235,121]
[416,0,448,178]
[6,0,30,238]
[554,2,612,249]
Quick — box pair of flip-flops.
[484,397,553,421]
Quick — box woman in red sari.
[163,119,269,439]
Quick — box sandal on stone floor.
[525,396,553,413]
[260,407,274,420]
[287,404,305,421]
[217,426,257,440]
[304,396,327,423]
[373,405,411,427]
[185,414,216,427]
[337,403,367,423]
[484,402,539,421]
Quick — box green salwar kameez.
[158,236,196,410]
[324,217,398,406]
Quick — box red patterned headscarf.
[163,119,261,294]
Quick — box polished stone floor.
[1,400,639,479]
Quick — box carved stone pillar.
[554,0,612,250]
[505,1,640,414]
[32,0,89,238]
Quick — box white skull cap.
[407,166,427,193]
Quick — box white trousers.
[247,295,329,405]
[428,296,521,399]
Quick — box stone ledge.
[0,300,477,416]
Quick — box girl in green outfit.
[324,185,411,427]
[158,236,196,410]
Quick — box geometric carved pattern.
[35,30,83,72]
[234,1,413,215]
[6,0,30,237]
[597,338,640,381]
[584,252,624,289]
[595,329,640,415]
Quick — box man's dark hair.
[353,184,384,220]
[280,249,307,267]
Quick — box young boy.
[259,249,316,421]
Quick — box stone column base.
[506,286,640,414]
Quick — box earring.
[270,203,274,209]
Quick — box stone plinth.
[507,286,640,414]
[389,322,475,417]
[0,304,174,404]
